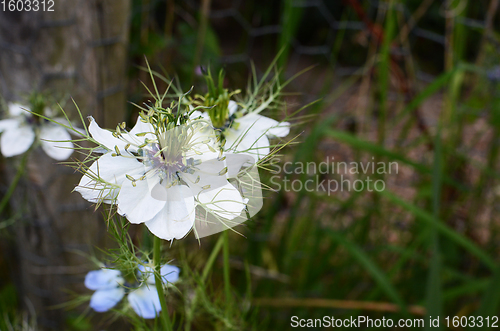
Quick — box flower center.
[141,143,184,186]
[216,113,237,131]
[139,120,217,188]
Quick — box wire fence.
[181,0,491,83]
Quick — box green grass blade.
[325,229,410,317]
[474,267,500,324]
[425,128,443,330]
[377,190,495,270]
[323,129,467,191]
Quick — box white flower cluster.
[0,103,79,160]
[75,96,288,241]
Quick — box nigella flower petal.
[0,119,20,133]
[88,116,127,152]
[85,269,124,290]
[225,127,270,161]
[223,153,256,178]
[247,133,270,160]
[8,103,26,117]
[127,285,162,319]
[181,158,229,191]
[189,110,209,120]
[238,113,289,137]
[129,116,155,141]
[140,263,180,285]
[75,153,144,204]
[0,124,35,157]
[144,185,195,240]
[228,100,238,116]
[89,287,125,312]
[196,182,247,220]
[266,121,290,138]
[160,264,180,284]
[39,123,74,160]
[116,176,166,224]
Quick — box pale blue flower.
[84,264,180,319]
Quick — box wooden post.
[0,0,130,328]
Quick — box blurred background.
[1,0,500,329]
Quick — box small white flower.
[76,116,252,240]
[85,264,180,319]
[191,100,290,161]
[0,103,78,160]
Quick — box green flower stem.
[0,153,28,216]
[202,233,224,281]
[153,236,172,331]
[186,234,225,331]
[223,231,231,302]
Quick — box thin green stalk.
[153,236,172,331]
[186,234,224,331]
[377,0,395,146]
[223,231,231,302]
[425,127,443,330]
[0,153,28,216]
[278,0,303,70]
[191,0,211,83]
[202,234,224,281]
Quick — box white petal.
[225,126,270,161]
[228,100,238,116]
[90,287,125,312]
[0,119,20,133]
[8,103,27,117]
[267,121,290,137]
[88,116,126,151]
[117,176,166,224]
[85,269,124,290]
[75,153,144,204]
[129,116,155,141]
[189,110,210,121]
[144,185,195,240]
[0,125,35,157]
[238,113,290,137]
[196,182,247,220]
[181,158,229,193]
[245,133,270,160]
[39,124,74,160]
[223,153,256,178]
[128,285,162,319]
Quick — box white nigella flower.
[85,264,180,319]
[76,115,251,240]
[0,102,77,160]
[191,100,290,161]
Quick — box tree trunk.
[0,1,130,328]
